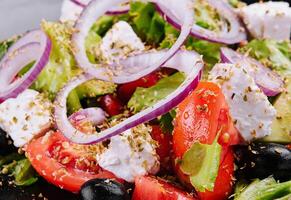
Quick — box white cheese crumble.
[238,2,291,40]
[96,125,160,182]
[0,89,52,147]
[98,21,145,63]
[210,64,276,141]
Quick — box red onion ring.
[54,50,203,144]
[157,0,246,44]
[70,0,130,15]
[220,47,284,96]
[72,0,194,84]
[0,30,51,103]
[69,107,106,126]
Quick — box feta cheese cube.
[210,64,276,141]
[0,89,52,147]
[239,2,291,40]
[96,124,160,182]
[98,21,145,63]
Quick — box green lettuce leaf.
[76,79,116,99]
[235,177,291,200]
[13,159,38,186]
[239,39,291,77]
[128,72,185,113]
[0,38,16,59]
[159,109,176,133]
[33,21,77,99]
[32,21,115,113]
[159,21,223,68]
[1,155,38,186]
[180,135,222,192]
[129,2,165,46]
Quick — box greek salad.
[0,0,290,200]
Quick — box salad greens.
[239,40,291,76]
[194,0,221,32]
[0,38,16,59]
[0,154,38,186]
[159,110,176,133]
[13,159,38,186]
[234,177,291,200]
[128,72,185,113]
[129,2,165,46]
[180,134,222,192]
[30,21,116,113]
[33,21,77,99]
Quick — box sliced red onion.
[0,30,51,103]
[70,0,130,15]
[54,50,203,144]
[220,47,284,96]
[72,0,194,84]
[157,0,246,44]
[69,107,106,126]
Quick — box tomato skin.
[151,125,173,173]
[173,82,240,158]
[26,132,122,193]
[118,72,161,103]
[132,176,197,200]
[173,82,237,200]
[197,148,235,200]
[99,94,124,116]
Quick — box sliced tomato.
[117,72,162,103]
[26,131,122,193]
[151,125,173,173]
[99,94,124,116]
[132,176,197,200]
[173,82,240,158]
[173,82,237,200]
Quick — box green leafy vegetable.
[0,38,16,59]
[159,21,222,69]
[33,21,77,98]
[32,21,115,113]
[186,37,222,71]
[159,110,176,133]
[129,2,165,46]
[128,72,185,113]
[85,30,102,63]
[235,177,291,200]
[180,135,222,192]
[1,154,38,186]
[13,159,38,186]
[0,153,23,167]
[239,40,291,77]
[194,0,221,31]
[76,79,116,99]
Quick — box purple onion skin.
[0,30,52,103]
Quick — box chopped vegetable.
[129,2,165,46]
[239,39,291,76]
[33,21,77,99]
[180,135,222,192]
[235,177,291,200]
[128,72,185,113]
[13,159,38,186]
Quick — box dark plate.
[0,174,79,200]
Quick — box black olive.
[234,143,291,181]
[80,179,129,200]
[0,128,15,156]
